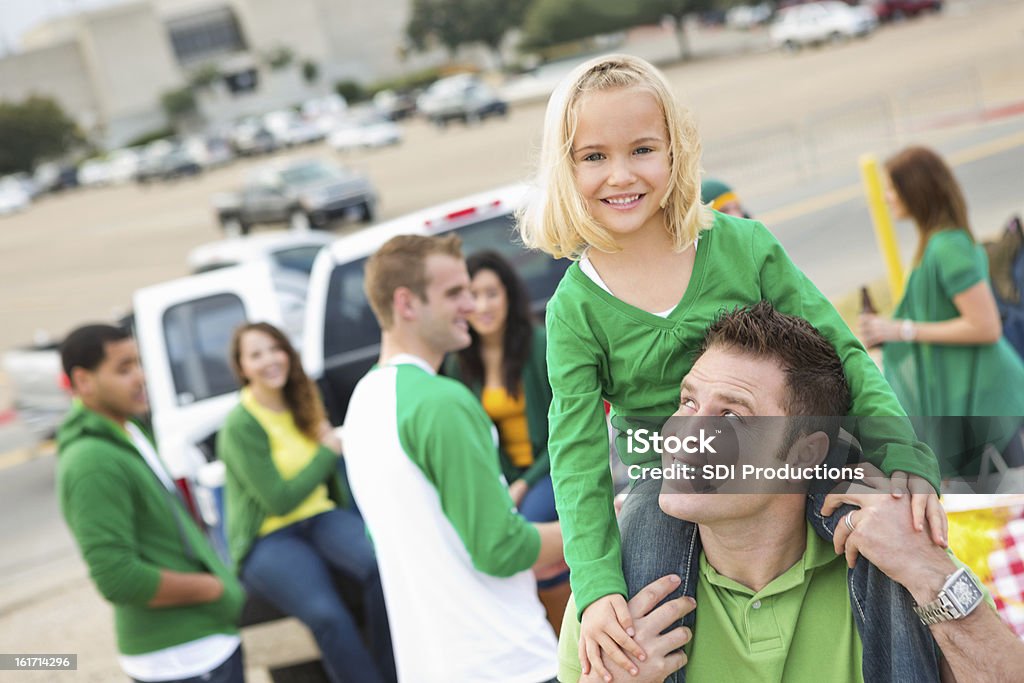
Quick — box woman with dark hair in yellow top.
[445,250,570,631]
[217,322,396,683]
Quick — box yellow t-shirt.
[241,388,335,535]
[481,385,533,468]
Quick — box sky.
[0,0,124,53]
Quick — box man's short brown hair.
[364,233,463,328]
[696,302,851,438]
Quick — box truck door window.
[453,213,569,308]
[323,257,378,359]
[163,294,246,405]
[273,245,323,274]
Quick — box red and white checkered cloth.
[988,515,1024,639]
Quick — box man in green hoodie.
[57,324,246,683]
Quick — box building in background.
[0,0,441,148]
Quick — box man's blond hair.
[518,54,712,259]
[364,233,464,329]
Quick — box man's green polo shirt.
[683,521,861,682]
[557,522,862,682]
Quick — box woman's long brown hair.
[230,322,325,441]
[885,146,973,265]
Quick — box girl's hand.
[894,471,948,547]
[579,593,646,681]
[859,313,899,347]
[508,479,529,507]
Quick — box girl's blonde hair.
[518,54,712,259]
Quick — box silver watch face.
[948,573,984,612]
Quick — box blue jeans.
[131,645,244,683]
[241,508,396,683]
[519,475,570,589]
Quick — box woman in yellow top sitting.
[218,322,396,683]
[444,250,570,628]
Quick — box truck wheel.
[289,210,311,232]
[222,216,246,237]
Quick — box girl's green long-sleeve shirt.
[545,213,940,617]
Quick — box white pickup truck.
[140,184,567,515]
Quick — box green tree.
[189,63,222,90]
[520,0,719,60]
[406,0,531,66]
[0,96,83,174]
[301,59,320,84]
[265,46,295,70]
[635,0,717,60]
[160,87,197,121]
[519,0,637,51]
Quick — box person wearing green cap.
[701,177,750,218]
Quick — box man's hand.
[148,571,224,608]
[822,465,947,552]
[821,487,953,594]
[580,575,693,683]
[579,593,645,681]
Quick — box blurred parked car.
[187,230,334,275]
[770,1,877,50]
[327,115,402,151]
[302,94,349,136]
[0,176,31,215]
[869,0,941,21]
[9,172,40,198]
[727,3,774,28]
[137,143,203,184]
[187,231,335,338]
[213,158,377,235]
[417,74,508,127]
[230,118,280,156]
[373,89,418,121]
[33,162,78,193]
[79,150,141,187]
[263,110,324,147]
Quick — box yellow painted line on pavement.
[0,448,37,471]
[759,185,862,226]
[758,128,1024,227]
[0,441,55,471]
[947,129,1024,166]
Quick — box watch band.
[913,567,982,626]
[914,593,961,625]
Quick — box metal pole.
[859,154,905,302]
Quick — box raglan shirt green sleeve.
[752,222,941,491]
[546,302,626,619]
[400,376,541,577]
[59,454,163,606]
[218,409,338,517]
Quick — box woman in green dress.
[860,146,1024,480]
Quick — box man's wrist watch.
[912,567,985,626]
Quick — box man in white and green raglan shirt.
[57,324,246,683]
[343,234,564,683]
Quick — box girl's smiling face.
[571,86,672,245]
